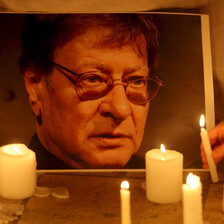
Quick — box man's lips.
[97,134,128,138]
[89,133,131,147]
[91,132,130,138]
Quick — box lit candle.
[200,114,219,182]
[182,173,203,224]
[0,143,37,199]
[120,181,131,224]
[145,144,183,204]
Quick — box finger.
[212,144,224,165]
[208,121,224,146]
[202,163,209,169]
[201,155,208,169]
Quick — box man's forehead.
[82,25,146,45]
[68,26,148,58]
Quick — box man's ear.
[23,69,42,118]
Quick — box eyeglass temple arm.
[154,73,164,86]
[49,61,83,77]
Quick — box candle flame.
[200,114,205,128]
[121,181,129,190]
[160,144,166,155]
[186,173,200,189]
[13,144,20,154]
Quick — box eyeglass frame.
[49,61,163,104]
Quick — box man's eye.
[83,75,105,84]
[127,77,146,86]
[132,79,145,85]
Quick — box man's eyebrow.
[76,60,107,71]
[123,65,149,75]
[76,59,149,74]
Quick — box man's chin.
[83,151,133,169]
[68,159,127,169]
[73,154,132,169]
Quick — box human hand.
[200,121,224,169]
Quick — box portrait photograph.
[0,12,214,169]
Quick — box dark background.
[139,14,205,168]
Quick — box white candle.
[0,143,37,199]
[120,181,131,224]
[200,114,219,182]
[145,144,183,204]
[182,173,203,224]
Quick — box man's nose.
[98,84,131,122]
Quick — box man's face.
[37,27,150,168]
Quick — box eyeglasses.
[50,61,163,105]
